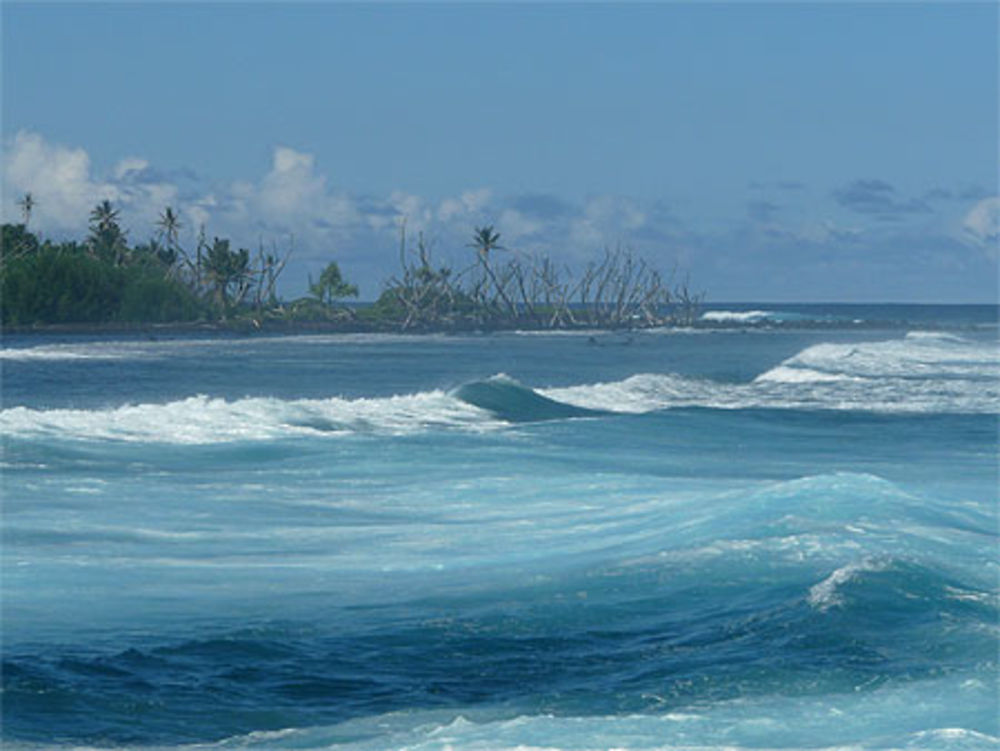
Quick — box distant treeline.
[1,198,702,330]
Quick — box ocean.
[2,303,998,751]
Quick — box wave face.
[2,313,998,750]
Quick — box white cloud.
[114,157,150,180]
[498,208,543,241]
[438,188,492,222]
[388,191,430,230]
[566,195,649,257]
[256,146,327,219]
[2,130,117,230]
[2,131,186,238]
[961,197,1000,257]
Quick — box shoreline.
[2,315,993,341]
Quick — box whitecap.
[701,309,776,323]
[753,366,865,384]
[0,391,501,444]
[807,557,889,611]
[0,344,128,361]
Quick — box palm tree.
[17,193,35,227]
[89,199,120,234]
[88,200,127,265]
[153,206,184,272]
[202,237,250,314]
[467,225,516,318]
[469,225,503,257]
[156,206,182,249]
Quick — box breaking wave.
[701,309,780,324]
[2,333,996,444]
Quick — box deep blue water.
[2,304,998,750]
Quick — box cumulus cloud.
[2,130,189,237]
[257,147,327,217]
[2,130,117,230]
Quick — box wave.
[2,334,996,444]
[4,471,996,748]
[454,374,605,422]
[808,557,887,611]
[701,309,779,323]
[0,375,603,445]
[6,678,997,750]
[758,332,999,381]
[700,309,850,325]
[195,705,999,751]
[0,391,499,444]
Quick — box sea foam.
[0,392,499,444]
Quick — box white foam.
[541,373,699,413]
[545,350,999,414]
[753,366,863,384]
[770,334,999,381]
[0,391,500,444]
[701,309,776,323]
[808,558,889,611]
[904,330,969,343]
[0,345,127,361]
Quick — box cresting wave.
[2,334,997,443]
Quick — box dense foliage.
[1,225,202,325]
[1,203,299,327]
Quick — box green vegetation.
[1,202,283,326]
[1,223,202,325]
[1,199,702,331]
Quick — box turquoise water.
[2,305,998,750]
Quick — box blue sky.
[3,2,998,302]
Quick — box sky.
[2,1,998,303]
